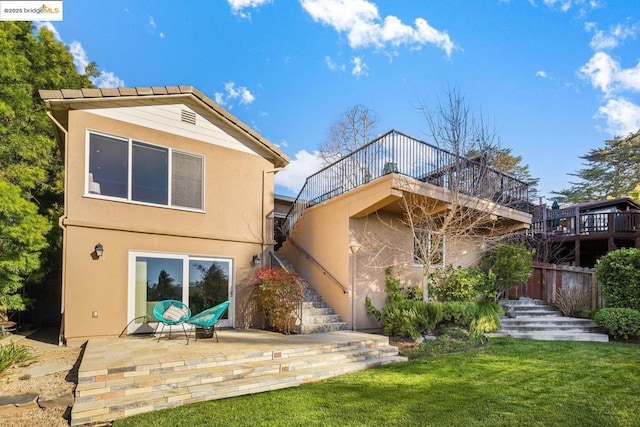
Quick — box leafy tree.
[553,130,640,203]
[148,270,181,301]
[189,262,228,314]
[469,147,540,202]
[477,242,534,301]
[0,178,50,319]
[0,22,97,316]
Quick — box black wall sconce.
[94,243,104,258]
[251,254,261,266]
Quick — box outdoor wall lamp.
[252,254,261,266]
[94,243,104,258]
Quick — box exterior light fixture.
[349,242,362,255]
[95,243,104,258]
[252,254,261,266]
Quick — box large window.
[87,132,204,210]
[129,252,233,332]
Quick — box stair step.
[298,323,349,334]
[498,298,609,343]
[506,332,609,342]
[301,314,342,324]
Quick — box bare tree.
[318,104,379,163]
[361,89,529,299]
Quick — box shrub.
[595,248,640,311]
[365,268,442,340]
[428,266,486,302]
[594,308,640,340]
[0,342,30,374]
[440,301,477,327]
[555,286,591,317]
[255,268,304,334]
[469,301,503,335]
[478,243,534,301]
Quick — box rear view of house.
[41,86,289,345]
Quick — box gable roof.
[39,85,290,168]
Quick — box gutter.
[46,110,68,346]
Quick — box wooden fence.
[507,262,604,311]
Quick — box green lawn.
[115,338,640,427]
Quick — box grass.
[0,342,31,374]
[115,338,640,427]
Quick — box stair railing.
[286,237,349,294]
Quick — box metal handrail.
[286,237,349,294]
[283,129,529,235]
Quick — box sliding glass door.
[127,252,233,334]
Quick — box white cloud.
[596,98,640,136]
[300,0,455,56]
[351,56,368,76]
[228,0,272,18]
[325,56,346,71]
[68,41,90,72]
[274,150,325,193]
[92,71,125,88]
[148,16,157,30]
[67,40,125,88]
[532,0,600,12]
[38,23,125,88]
[580,52,640,136]
[589,23,638,51]
[214,82,256,107]
[536,70,550,78]
[580,52,640,97]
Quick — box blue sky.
[39,0,640,202]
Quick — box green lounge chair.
[152,300,192,343]
[187,301,230,342]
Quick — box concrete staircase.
[297,286,349,334]
[498,298,609,342]
[71,332,406,425]
[272,251,350,334]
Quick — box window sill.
[82,193,206,214]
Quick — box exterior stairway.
[271,251,350,334]
[297,286,349,334]
[498,298,609,342]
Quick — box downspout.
[46,110,68,346]
[262,167,284,266]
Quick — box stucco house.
[277,130,532,332]
[40,86,289,345]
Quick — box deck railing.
[283,129,529,235]
[531,206,640,236]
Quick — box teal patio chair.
[186,301,230,342]
[152,300,192,343]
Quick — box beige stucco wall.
[280,177,520,332]
[61,110,275,344]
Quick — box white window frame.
[85,130,205,212]
[127,251,235,335]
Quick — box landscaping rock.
[0,393,39,413]
[38,391,74,408]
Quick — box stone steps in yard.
[71,332,405,425]
[498,298,608,343]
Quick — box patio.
[71,329,406,425]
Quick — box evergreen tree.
[0,22,97,316]
[553,130,640,203]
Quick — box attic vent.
[181,110,196,125]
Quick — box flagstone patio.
[71,329,406,425]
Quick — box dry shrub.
[555,286,590,317]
